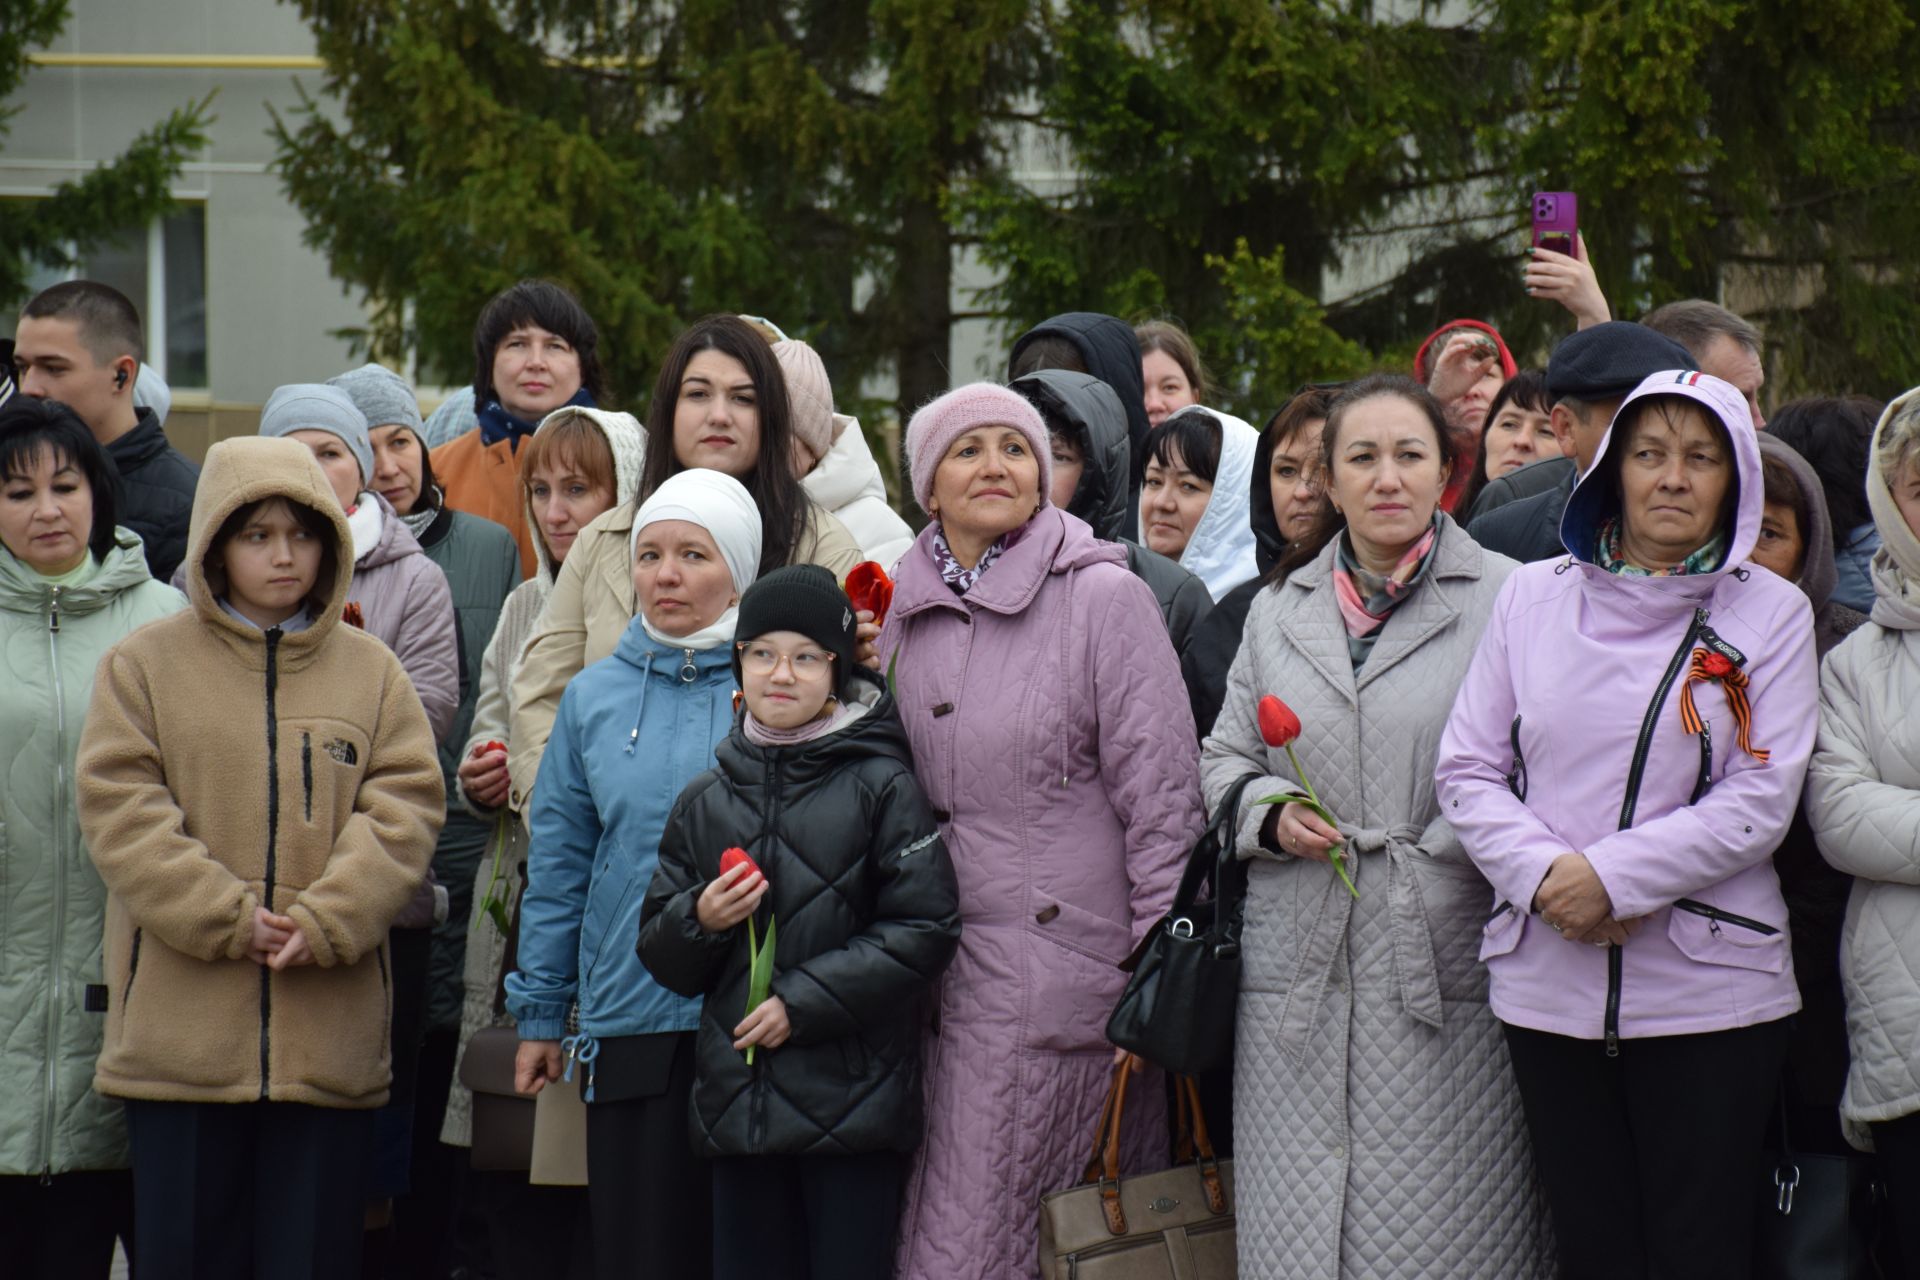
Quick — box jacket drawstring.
[623,653,657,754]
[561,1033,599,1102]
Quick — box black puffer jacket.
[106,409,201,581]
[1010,369,1213,664]
[1009,312,1151,536]
[1181,408,1290,737]
[637,677,960,1157]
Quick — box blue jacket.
[1832,522,1881,615]
[506,620,735,1047]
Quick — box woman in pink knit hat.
[877,382,1206,1279]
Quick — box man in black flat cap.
[1466,321,1697,563]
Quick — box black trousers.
[466,1167,594,1280]
[1504,1019,1788,1280]
[125,1098,373,1280]
[0,1169,133,1279]
[711,1152,905,1280]
[584,1031,710,1280]
[1874,1110,1920,1279]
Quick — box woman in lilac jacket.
[1436,371,1818,1280]
[878,383,1205,1280]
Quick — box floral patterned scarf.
[1596,515,1726,578]
[1331,517,1440,669]
[932,526,1011,596]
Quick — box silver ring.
[1549,920,1564,934]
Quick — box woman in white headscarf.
[506,469,761,1280]
[1138,405,1261,600]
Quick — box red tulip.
[719,847,763,883]
[1258,696,1302,749]
[844,562,895,626]
[481,740,507,756]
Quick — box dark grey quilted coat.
[1200,516,1553,1278]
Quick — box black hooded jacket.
[1180,414,1288,737]
[636,675,961,1157]
[1010,369,1213,664]
[1009,312,1151,537]
[106,408,201,581]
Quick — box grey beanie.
[260,383,373,483]
[327,363,423,437]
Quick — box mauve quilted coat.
[878,507,1205,1280]
[1200,515,1554,1279]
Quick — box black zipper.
[123,928,143,1005]
[302,731,313,822]
[1673,899,1780,937]
[259,628,282,1099]
[1688,721,1713,804]
[1605,606,1708,1058]
[1507,715,1528,801]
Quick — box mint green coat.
[0,531,183,1175]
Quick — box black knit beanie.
[733,565,859,695]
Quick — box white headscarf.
[1160,405,1261,601]
[630,469,763,649]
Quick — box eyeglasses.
[736,642,835,678]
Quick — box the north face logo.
[323,739,358,766]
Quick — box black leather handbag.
[1106,776,1257,1075]
[1755,1087,1883,1279]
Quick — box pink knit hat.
[772,339,837,462]
[904,382,1052,516]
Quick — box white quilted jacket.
[1200,516,1553,1279]
[1807,555,1920,1148]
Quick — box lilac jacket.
[879,507,1204,1280]
[1436,371,1818,1043]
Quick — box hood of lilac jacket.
[1436,370,1818,1041]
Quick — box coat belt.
[1275,823,1445,1067]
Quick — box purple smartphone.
[1531,191,1577,256]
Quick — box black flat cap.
[1545,321,1697,402]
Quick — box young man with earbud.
[13,281,201,579]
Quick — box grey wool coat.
[1200,516,1553,1279]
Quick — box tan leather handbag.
[1038,1065,1236,1278]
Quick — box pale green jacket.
[0,531,182,1174]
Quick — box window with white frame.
[23,205,208,389]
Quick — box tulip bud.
[1258,695,1302,749]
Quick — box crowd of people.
[1,229,1916,1280]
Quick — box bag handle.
[1168,774,1260,918]
[1173,1075,1230,1215]
[1078,1061,1134,1234]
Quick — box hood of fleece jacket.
[1560,370,1764,587]
[1164,405,1261,600]
[186,435,354,651]
[1010,368,1132,541]
[520,406,647,588]
[1754,432,1838,616]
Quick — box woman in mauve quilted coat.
[879,383,1205,1280]
[1202,375,1551,1280]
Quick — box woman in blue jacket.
[507,469,761,1280]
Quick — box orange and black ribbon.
[1679,648,1769,763]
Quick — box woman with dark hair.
[1138,405,1261,600]
[1183,384,1337,736]
[509,315,860,796]
[1135,319,1210,427]
[1766,396,1885,614]
[1457,370,1561,517]
[0,397,184,1277]
[1202,374,1547,1278]
[1438,372,1817,1279]
[433,279,604,576]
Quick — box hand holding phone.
[1531,191,1577,256]
[1526,194,1610,329]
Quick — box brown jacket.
[507,497,862,805]
[432,428,538,578]
[78,436,445,1109]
